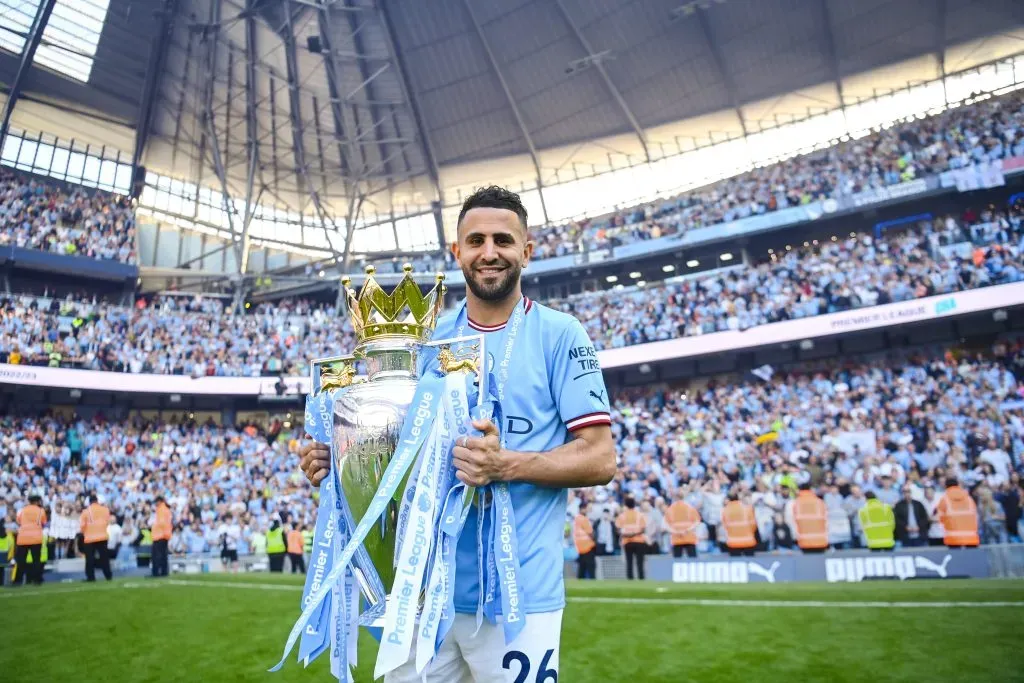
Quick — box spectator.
[893,486,930,547]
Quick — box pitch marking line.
[569,596,1024,608]
[4,579,1024,609]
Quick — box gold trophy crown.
[341,263,446,348]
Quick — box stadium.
[2,0,1024,680]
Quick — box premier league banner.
[639,547,991,584]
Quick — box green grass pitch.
[2,574,1023,682]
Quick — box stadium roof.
[2,0,1024,254]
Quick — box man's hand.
[299,441,331,486]
[452,419,504,487]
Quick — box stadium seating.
[2,340,1020,559]
[531,89,1024,260]
[0,167,136,263]
[2,200,1019,374]
[575,338,1024,552]
[560,201,1024,349]
[0,416,314,558]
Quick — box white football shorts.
[385,609,562,683]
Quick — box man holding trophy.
[293,185,616,682]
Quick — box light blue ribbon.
[270,374,444,673]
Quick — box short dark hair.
[457,185,528,231]
[865,491,877,500]
[945,477,959,489]
[89,493,98,504]
[28,494,42,505]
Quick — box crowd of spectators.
[0,294,355,377]
[3,340,1022,563]
[0,168,135,263]
[570,339,1024,555]
[531,89,1024,260]
[1,199,1021,374]
[558,200,1024,350]
[0,415,313,560]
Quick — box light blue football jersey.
[422,296,611,614]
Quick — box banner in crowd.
[643,547,990,584]
[940,159,1006,192]
[3,281,1023,394]
[0,364,311,395]
[938,241,974,260]
[830,429,877,457]
[599,280,1024,369]
[839,177,935,210]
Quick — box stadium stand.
[0,167,136,263]
[529,90,1024,260]
[2,339,1021,565]
[0,415,314,561]
[573,337,1024,554]
[560,198,1024,349]
[2,195,1020,373]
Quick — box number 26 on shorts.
[502,648,558,683]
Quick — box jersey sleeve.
[550,317,611,433]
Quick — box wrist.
[499,449,524,482]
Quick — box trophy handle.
[423,334,488,510]
[310,354,359,396]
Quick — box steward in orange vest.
[936,479,980,547]
[150,497,173,578]
[80,494,113,582]
[287,526,306,574]
[722,494,758,556]
[793,485,828,552]
[664,499,701,558]
[14,495,47,585]
[574,502,597,580]
[615,497,648,580]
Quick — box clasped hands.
[298,418,506,488]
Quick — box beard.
[462,259,521,302]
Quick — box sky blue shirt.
[426,296,611,615]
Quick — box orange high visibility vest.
[80,504,111,544]
[152,504,173,541]
[793,491,828,549]
[937,486,980,547]
[615,509,647,544]
[573,514,595,554]
[16,504,46,545]
[287,529,304,554]
[664,501,700,546]
[722,501,757,549]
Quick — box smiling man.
[299,185,616,682]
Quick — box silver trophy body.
[331,339,419,610]
[310,264,484,627]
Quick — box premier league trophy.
[272,264,522,682]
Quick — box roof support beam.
[132,0,179,183]
[315,2,365,268]
[378,0,447,247]
[551,0,650,163]
[199,0,242,254]
[317,4,365,180]
[239,0,262,276]
[281,9,345,260]
[0,0,57,146]
[694,9,748,137]
[936,0,948,103]
[461,0,550,225]
[817,0,845,112]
